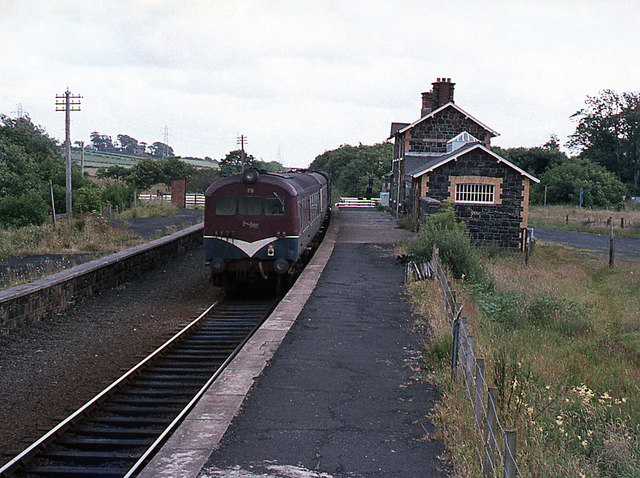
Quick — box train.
[204,168,330,291]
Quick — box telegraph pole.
[237,134,247,172]
[56,89,81,221]
[76,141,85,174]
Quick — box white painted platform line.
[137,219,339,478]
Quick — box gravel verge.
[0,244,221,460]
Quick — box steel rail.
[124,299,274,477]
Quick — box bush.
[101,183,133,210]
[74,185,103,212]
[0,190,48,227]
[539,158,626,208]
[406,203,486,283]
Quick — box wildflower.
[555,416,563,426]
[582,440,588,448]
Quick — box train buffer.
[335,197,379,209]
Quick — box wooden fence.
[405,247,523,478]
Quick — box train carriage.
[204,168,330,289]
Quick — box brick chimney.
[420,78,455,117]
[431,77,455,109]
[421,91,434,117]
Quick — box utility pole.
[56,89,81,221]
[76,141,85,174]
[163,125,169,159]
[237,134,247,172]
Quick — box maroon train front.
[204,168,330,289]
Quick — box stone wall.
[408,106,491,153]
[421,149,525,249]
[0,223,204,334]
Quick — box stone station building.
[389,78,539,249]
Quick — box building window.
[455,183,495,204]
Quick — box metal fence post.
[474,357,485,430]
[483,386,498,477]
[504,429,517,478]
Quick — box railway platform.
[140,210,449,477]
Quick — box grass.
[410,244,640,477]
[530,204,640,238]
[0,217,141,262]
[0,201,190,288]
[120,200,180,219]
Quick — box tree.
[0,115,88,225]
[148,141,174,159]
[160,157,197,187]
[494,141,567,178]
[539,158,626,208]
[96,165,129,181]
[90,131,114,151]
[117,134,139,154]
[219,149,256,175]
[253,159,284,172]
[128,158,162,190]
[568,89,640,194]
[188,168,220,193]
[310,142,392,197]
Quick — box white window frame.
[455,183,495,204]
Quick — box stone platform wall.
[0,223,204,334]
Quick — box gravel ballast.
[0,245,221,460]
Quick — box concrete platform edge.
[137,218,339,478]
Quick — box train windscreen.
[238,197,262,216]
[265,197,285,215]
[216,197,236,215]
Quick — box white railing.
[138,193,205,209]
[335,197,379,208]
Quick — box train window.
[216,197,236,215]
[265,197,285,215]
[238,197,262,215]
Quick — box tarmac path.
[534,227,640,263]
[198,210,449,477]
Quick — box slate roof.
[407,142,540,183]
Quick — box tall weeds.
[409,235,640,476]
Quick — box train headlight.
[273,258,289,274]
[267,245,275,257]
[242,168,259,184]
[210,258,226,274]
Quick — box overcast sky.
[1,0,638,168]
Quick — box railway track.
[0,298,277,478]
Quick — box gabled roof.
[394,102,500,138]
[409,142,540,183]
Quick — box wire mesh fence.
[405,247,524,478]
